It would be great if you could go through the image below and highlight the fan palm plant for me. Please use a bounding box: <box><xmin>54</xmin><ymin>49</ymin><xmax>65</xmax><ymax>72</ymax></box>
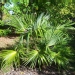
<box><xmin>21</xmin><ymin>13</ymin><xmax>75</xmax><ymax>68</ymax></box>
<box><xmin>0</xmin><ymin>13</ymin><xmax>74</xmax><ymax>70</ymax></box>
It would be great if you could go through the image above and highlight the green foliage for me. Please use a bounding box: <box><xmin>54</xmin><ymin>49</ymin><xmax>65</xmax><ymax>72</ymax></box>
<box><xmin>0</xmin><ymin>50</ymin><xmax>17</xmax><ymax>69</ymax></box>
<box><xmin>0</xmin><ymin>29</ymin><xmax>11</xmax><ymax>36</ymax></box>
<box><xmin>0</xmin><ymin>48</ymin><xmax>25</xmax><ymax>70</ymax></box>
<box><xmin>5</xmin><ymin>13</ymin><xmax>35</xmax><ymax>34</ymax></box>
<box><xmin>22</xmin><ymin>14</ymin><xmax>74</xmax><ymax>68</ymax></box>
<box><xmin>0</xmin><ymin>0</ymin><xmax>75</xmax><ymax>71</ymax></box>
<box><xmin>0</xmin><ymin>12</ymin><xmax>75</xmax><ymax>70</ymax></box>
<box><xmin>4</xmin><ymin>13</ymin><xmax>74</xmax><ymax>68</ymax></box>
<box><xmin>0</xmin><ymin>20</ymin><xmax>4</xmax><ymax>25</ymax></box>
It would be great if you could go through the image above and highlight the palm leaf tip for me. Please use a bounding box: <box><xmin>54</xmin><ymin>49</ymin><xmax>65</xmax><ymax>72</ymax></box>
<box><xmin>0</xmin><ymin>50</ymin><xmax>17</xmax><ymax>68</ymax></box>
<box><xmin>3</xmin><ymin>50</ymin><xmax>17</xmax><ymax>61</ymax></box>
<box><xmin>24</xmin><ymin>50</ymin><xmax>38</xmax><ymax>66</ymax></box>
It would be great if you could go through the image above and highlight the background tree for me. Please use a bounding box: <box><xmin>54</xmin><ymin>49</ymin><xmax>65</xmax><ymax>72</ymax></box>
<box><xmin>0</xmin><ymin>0</ymin><xmax>7</xmax><ymax>20</ymax></box>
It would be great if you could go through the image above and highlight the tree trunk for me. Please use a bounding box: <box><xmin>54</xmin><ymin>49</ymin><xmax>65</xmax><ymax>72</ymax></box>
<box><xmin>0</xmin><ymin>3</ymin><xmax>3</xmax><ymax>20</ymax></box>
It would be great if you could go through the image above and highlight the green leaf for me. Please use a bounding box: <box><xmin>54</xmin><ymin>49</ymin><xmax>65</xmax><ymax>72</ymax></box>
<box><xmin>0</xmin><ymin>50</ymin><xmax>18</xmax><ymax>69</ymax></box>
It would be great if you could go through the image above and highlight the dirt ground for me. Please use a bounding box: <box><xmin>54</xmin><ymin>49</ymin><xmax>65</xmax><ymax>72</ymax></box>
<box><xmin>0</xmin><ymin>36</ymin><xmax>18</xmax><ymax>48</ymax></box>
<box><xmin>0</xmin><ymin>66</ymin><xmax>75</xmax><ymax>75</ymax></box>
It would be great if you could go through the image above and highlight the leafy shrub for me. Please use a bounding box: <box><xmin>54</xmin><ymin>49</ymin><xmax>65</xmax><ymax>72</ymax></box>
<box><xmin>0</xmin><ymin>29</ymin><xmax>11</xmax><ymax>36</ymax></box>
<box><xmin>0</xmin><ymin>20</ymin><xmax>4</xmax><ymax>25</ymax></box>
<box><xmin>0</xmin><ymin>13</ymin><xmax>74</xmax><ymax>70</ymax></box>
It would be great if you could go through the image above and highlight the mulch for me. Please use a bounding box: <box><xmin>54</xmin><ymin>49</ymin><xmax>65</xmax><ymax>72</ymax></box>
<box><xmin>0</xmin><ymin>66</ymin><xmax>75</xmax><ymax>75</ymax></box>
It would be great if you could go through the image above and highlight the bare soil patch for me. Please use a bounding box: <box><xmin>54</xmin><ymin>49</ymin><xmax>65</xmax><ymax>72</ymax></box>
<box><xmin>0</xmin><ymin>36</ymin><xmax>18</xmax><ymax>48</ymax></box>
<box><xmin>0</xmin><ymin>66</ymin><xmax>75</xmax><ymax>75</ymax></box>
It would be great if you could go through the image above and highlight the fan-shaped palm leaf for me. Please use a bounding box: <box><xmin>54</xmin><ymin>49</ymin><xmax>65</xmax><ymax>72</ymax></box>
<box><xmin>0</xmin><ymin>50</ymin><xmax>19</xmax><ymax>69</ymax></box>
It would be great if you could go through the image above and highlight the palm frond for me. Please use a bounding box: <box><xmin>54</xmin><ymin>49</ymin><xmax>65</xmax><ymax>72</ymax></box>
<box><xmin>24</xmin><ymin>50</ymin><xmax>38</xmax><ymax>67</ymax></box>
<box><xmin>0</xmin><ymin>50</ymin><xmax>18</xmax><ymax>69</ymax></box>
<box><xmin>23</xmin><ymin>49</ymin><xmax>51</xmax><ymax>68</ymax></box>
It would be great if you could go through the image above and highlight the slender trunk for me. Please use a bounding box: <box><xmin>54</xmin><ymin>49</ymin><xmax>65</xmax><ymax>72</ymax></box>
<box><xmin>0</xmin><ymin>3</ymin><xmax>3</xmax><ymax>20</ymax></box>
